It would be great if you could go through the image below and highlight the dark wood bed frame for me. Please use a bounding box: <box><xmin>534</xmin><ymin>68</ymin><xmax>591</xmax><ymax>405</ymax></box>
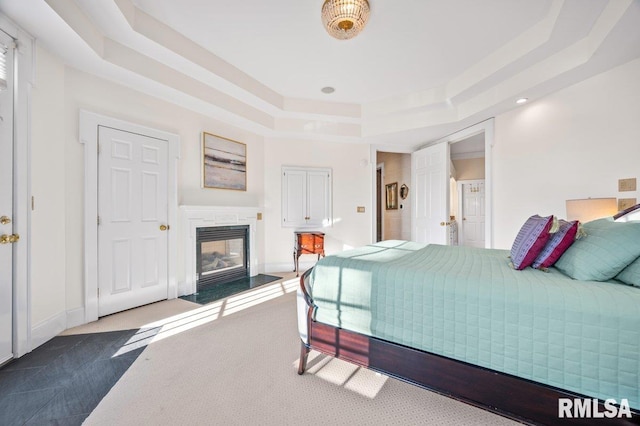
<box><xmin>297</xmin><ymin>267</ymin><xmax>640</xmax><ymax>426</ymax></box>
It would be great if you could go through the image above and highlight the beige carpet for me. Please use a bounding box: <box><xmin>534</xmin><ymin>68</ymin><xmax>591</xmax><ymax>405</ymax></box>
<box><xmin>75</xmin><ymin>276</ymin><xmax>518</xmax><ymax>426</ymax></box>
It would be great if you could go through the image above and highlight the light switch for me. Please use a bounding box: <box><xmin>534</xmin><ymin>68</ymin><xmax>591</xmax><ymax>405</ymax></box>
<box><xmin>357</xmin><ymin>206</ymin><xmax>365</xmax><ymax>213</ymax></box>
<box><xmin>257</xmin><ymin>212</ymin><xmax>263</xmax><ymax>220</ymax></box>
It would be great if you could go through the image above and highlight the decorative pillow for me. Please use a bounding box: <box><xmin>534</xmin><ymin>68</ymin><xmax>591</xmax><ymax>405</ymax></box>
<box><xmin>555</xmin><ymin>218</ymin><xmax>640</xmax><ymax>281</ymax></box>
<box><xmin>510</xmin><ymin>215</ymin><xmax>554</xmax><ymax>270</ymax></box>
<box><xmin>616</xmin><ymin>256</ymin><xmax>640</xmax><ymax>287</ymax></box>
<box><xmin>532</xmin><ymin>219</ymin><xmax>579</xmax><ymax>269</ymax></box>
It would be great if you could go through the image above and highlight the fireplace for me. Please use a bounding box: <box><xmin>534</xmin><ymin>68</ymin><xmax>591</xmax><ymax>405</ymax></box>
<box><xmin>180</xmin><ymin>205</ymin><xmax>259</xmax><ymax>297</ymax></box>
<box><xmin>197</xmin><ymin>225</ymin><xmax>249</xmax><ymax>289</ymax></box>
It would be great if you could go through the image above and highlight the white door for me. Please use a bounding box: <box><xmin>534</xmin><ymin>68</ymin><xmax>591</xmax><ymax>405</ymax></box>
<box><xmin>0</xmin><ymin>32</ymin><xmax>15</xmax><ymax>364</ymax></box>
<box><xmin>281</xmin><ymin>167</ymin><xmax>332</xmax><ymax>228</ymax></box>
<box><xmin>282</xmin><ymin>169</ymin><xmax>307</xmax><ymax>227</ymax></box>
<box><xmin>461</xmin><ymin>181</ymin><xmax>485</xmax><ymax>248</ymax></box>
<box><xmin>98</xmin><ymin>126</ymin><xmax>169</xmax><ymax>317</ymax></box>
<box><xmin>307</xmin><ymin>170</ymin><xmax>330</xmax><ymax>227</ymax></box>
<box><xmin>412</xmin><ymin>142</ymin><xmax>449</xmax><ymax>244</ymax></box>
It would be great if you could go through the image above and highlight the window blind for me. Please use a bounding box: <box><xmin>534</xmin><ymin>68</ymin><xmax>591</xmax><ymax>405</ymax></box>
<box><xmin>0</xmin><ymin>43</ymin><xmax>7</xmax><ymax>91</ymax></box>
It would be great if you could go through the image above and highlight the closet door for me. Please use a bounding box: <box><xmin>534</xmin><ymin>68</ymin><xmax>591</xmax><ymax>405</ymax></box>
<box><xmin>282</xmin><ymin>167</ymin><xmax>332</xmax><ymax>228</ymax></box>
<box><xmin>306</xmin><ymin>170</ymin><xmax>331</xmax><ymax>227</ymax></box>
<box><xmin>282</xmin><ymin>168</ymin><xmax>307</xmax><ymax>227</ymax></box>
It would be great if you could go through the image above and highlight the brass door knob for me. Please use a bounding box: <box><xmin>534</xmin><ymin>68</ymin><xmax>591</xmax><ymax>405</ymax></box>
<box><xmin>0</xmin><ymin>216</ymin><xmax>11</xmax><ymax>225</ymax></box>
<box><xmin>0</xmin><ymin>234</ymin><xmax>19</xmax><ymax>244</ymax></box>
<box><xmin>159</xmin><ymin>224</ymin><xmax>169</xmax><ymax>231</ymax></box>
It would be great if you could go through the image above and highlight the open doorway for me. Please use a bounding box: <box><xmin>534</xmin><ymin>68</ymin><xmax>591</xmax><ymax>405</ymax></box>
<box><xmin>449</xmin><ymin>133</ymin><xmax>486</xmax><ymax>248</ymax></box>
<box><xmin>375</xmin><ymin>152</ymin><xmax>411</xmax><ymax>242</ymax></box>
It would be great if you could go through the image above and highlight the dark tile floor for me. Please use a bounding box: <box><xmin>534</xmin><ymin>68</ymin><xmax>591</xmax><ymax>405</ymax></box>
<box><xmin>180</xmin><ymin>273</ymin><xmax>282</xmax><ymax>305</ymax></box>
<box><xmin>0</xmin><ymin>328</ymin><xmax>157</xmax><ymax>425</ymax></box>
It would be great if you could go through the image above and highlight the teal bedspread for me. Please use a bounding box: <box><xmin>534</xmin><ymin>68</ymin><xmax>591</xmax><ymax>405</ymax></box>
<box><xmin>309</xmin><ymin>241</ymin><xmax>640</xmax><ymax>409</ymax></box>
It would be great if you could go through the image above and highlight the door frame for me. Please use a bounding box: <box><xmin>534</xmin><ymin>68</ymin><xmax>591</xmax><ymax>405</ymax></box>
<box><xmin>376</xmin><ymin>163</ymin><xmax>384</xmax><ymax>241</ymax></box>
<box><xmin>432</xmin><ymin>118</ymin><xmax>494</xmax><ymax>248</ymax></box>
<box><xmin>79</xmin><ymin>110</ymin><xmax>180</xmax><ymax>323</ymax></box>
<box><xmin>1</xmin><ymin>17</ymin><xmax>34</xmax><ymax>358</ymax></box>
<box><xmin>456</xmin><ymin>179</ymin><xmax>486</xmax><ymax>247</ymax></box>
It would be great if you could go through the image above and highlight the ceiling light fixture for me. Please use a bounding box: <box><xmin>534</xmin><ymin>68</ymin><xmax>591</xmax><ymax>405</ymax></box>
<box><xmin>321</xmin><ymin>0</ymin><xmax>371</xmax><ymax>40</ymax></box>
<box><xmin>516</xmin><ymin>98</ymin><xmax>528</xmax><ymax>104</ymax></box>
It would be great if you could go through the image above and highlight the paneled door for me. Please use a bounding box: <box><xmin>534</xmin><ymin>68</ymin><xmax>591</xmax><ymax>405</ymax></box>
<box><xmin>461</xmin><ymin>181</ymin><xmax>485</xmax><ymax>248</ymax></box>
<box><xmin>98</xmin><ymin>126</ymin><xmax>169</xmax><ymax>317</ymax></box>
<box><xmin>0</xmin><ymin>31</ymin><xmax>15</xmax><ymax>364</ymax></box>
<box><xmin>412</xmin><ymin>142</ymin><xmax>449</xmax><ymax>244</ymax></box>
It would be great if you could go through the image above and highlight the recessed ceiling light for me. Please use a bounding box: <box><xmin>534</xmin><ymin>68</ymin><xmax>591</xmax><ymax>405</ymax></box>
<box><xmin>516</xmin><ymin>98</ymin><xmax>528</xmax><ymax>104</ymax></box>
<box><xmin>321</xmin><ymin>87</ymin><xmax>335</xmax><ymax>94</ymax></box>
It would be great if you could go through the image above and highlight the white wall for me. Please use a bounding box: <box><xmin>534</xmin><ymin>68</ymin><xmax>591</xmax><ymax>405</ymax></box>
<box><xmin>492</xmin><ymin>57</ymin><xmax>640</xmax><ymax>249</ymax></box>
<box><xmin>30</xmin><ymin>46</ymin><xmax>66</xmax><ymax>329</ymax></box>
<box><xmin>263</xmin><ymin>138</ymin><xmax>372</xmax><ymax>272</ymax></box>
<box><xmin>452</xmin><ymin>158</ymin><xmax>485</xmax><ymax>180</ymax></box>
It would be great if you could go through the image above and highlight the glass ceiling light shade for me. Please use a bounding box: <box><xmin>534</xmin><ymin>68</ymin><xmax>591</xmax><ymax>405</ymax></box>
<box><xmin>322</xmin><ymin>0</ymin><xmax>371</xmax><ymax>40</ymax></box>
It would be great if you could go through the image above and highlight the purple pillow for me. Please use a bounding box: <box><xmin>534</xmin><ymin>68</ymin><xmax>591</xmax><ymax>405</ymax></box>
<box><xmin>532</xmin><ymin>219</ymin><xmax>579</xmax><ymax>269</ymax></box>
<box><xmin>510</xmin><ymin>215</ymin><xmax>554</xmax><ymax>270</ymax></box>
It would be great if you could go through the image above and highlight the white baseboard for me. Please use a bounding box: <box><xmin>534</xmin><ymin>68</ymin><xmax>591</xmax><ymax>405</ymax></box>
<box><xmin>66</xmin><ymin>307</ymin><xmax>86</xmax><ymax>330</ymax></box>
<box><xmin>31</xmin><ymin>311</ymin><xmax>67</xmax><ymax>351</ymax></box>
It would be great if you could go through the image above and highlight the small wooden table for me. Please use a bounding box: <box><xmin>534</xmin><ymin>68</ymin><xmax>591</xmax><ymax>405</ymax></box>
<box><xmin>294</xmin><ymin>231</ymin><xmax>325</xmax><ymax>276</ymax></box>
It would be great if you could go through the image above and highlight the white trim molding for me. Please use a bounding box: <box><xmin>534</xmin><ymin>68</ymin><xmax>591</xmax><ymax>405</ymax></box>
<box><xmin>79</xmin><ymin>110</ymin><xmax>181</xmax><ymax>324</ymax></box>
<box><xmin>0</xmin><ymin>14</ymin><xmax>35</xmax><ymax>358</ymax></box>
<box><xmin>180</xmin><ymin>205</ymin><xmax>259</xmax><ymax>297</ymax></box>
<box><xmin>428</xmin><ymin>118</ymin><xmax>494</xmax><ymax>248</ymax></box>
<box><xmin>31</xmin><ymin>311</ymin><xmax>66</xmax><ymax>350</ymax></box>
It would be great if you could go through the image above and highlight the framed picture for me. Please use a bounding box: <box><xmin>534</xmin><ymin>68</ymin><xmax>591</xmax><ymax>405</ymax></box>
<box><xmin>400</xmin><ymin>183</ymin><xmax>409</xmax><ymax>200</ymax></box>
<box><xmin>202</xmin><ymin>132</ymin><xmax>247</xmax><ymax>191</ymax></box>
<box><xmin>385</xmin><ymin>182</ymin><xmax>398</xmax><ymax>210</ymax></box>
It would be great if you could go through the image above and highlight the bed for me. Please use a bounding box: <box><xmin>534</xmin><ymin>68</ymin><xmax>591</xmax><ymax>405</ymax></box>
<box><xmin>296</xmin><ymin>208</ymin><xmax>640</xmax><ymax>425</ymax></box>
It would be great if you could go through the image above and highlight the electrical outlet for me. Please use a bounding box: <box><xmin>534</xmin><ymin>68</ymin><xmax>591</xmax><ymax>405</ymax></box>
<box><xmin>357</xmin><ymin>206</ymin><xmax>365</xmax><ymax>213</ymax></box>
<box><xmin>618</xmin><ymin>178</ymin><xmax>637</xmax><ymax>192</ymax></box>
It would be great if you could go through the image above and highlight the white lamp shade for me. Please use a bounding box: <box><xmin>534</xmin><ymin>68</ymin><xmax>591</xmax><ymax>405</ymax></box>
<box><xmin>566</xmin><ymin>198</ymin><xmax>617</xmax><ymax>223</ymax></box>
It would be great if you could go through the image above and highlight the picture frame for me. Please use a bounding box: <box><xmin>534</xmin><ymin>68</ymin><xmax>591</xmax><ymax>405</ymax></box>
<box><xmin>202</xmin><ymin>132</ymin><xmax>247</xmax><ymax>191</ymax></box>
<box><xmin>400</xmin><ymin>183</ymin><xmax>409</xmax><ymax>200</ymax></box>
<box><xmin>385</xmin><ymin>182</ymin><xmax>398</xmax><ymax>210</ymax></box>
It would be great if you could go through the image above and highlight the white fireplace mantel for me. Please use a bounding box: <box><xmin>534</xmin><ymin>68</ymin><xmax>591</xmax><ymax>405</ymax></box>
<box><xmin>180</xmin><ymin>205</ymin><xmax>259</xmax><ymax>296</ymax></box>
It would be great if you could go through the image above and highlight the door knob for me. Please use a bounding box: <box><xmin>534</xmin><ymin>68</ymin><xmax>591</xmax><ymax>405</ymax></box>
<box><xmin>0</xmin><ymin>216</ymin><xmax>10</xmax><ymax>225</ymax></box>
<box><xmin>0</xmin><ymin>234</ymin><xmax>19</xmax><ymax>244</ymax></box>
<box><xmin>159</xmin><ymin>224</ymin><xmax>169</xmax><ymax>231</ymax></box>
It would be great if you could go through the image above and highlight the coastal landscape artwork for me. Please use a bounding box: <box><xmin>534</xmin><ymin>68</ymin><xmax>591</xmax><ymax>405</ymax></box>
<box><xmin>202</xmin><ymin>132</ymin><xmax>247</xmax><ymax>190</ymax></box>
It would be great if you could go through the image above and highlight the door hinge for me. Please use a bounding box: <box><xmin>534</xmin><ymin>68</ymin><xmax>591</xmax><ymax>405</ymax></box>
<box><xmin>97</xmin><ymin>288</ymin><xmax>100</xmax><ymax>298</ymax></box>
<box><xmin>97</xmin><ymin>144</ymin><xmax>101</xmax><ymax>155</ymax></box>
<box><xmin>97</xmin><ymin>216</ymin><xmax>101</xmax><ymax>225</ymax></box>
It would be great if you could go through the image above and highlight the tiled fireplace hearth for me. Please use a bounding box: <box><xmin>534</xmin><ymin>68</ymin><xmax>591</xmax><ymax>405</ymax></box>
<box><xmin>180</xmin><ymin>206</ymin><xmax>259</xmax><ymax>296</ymax></box>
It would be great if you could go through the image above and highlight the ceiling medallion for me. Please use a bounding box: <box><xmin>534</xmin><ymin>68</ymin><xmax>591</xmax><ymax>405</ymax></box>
<box><xmin>321</xmin><ymin>0</ymin><xmax>371</xmax><ymax>40</ymax></box>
